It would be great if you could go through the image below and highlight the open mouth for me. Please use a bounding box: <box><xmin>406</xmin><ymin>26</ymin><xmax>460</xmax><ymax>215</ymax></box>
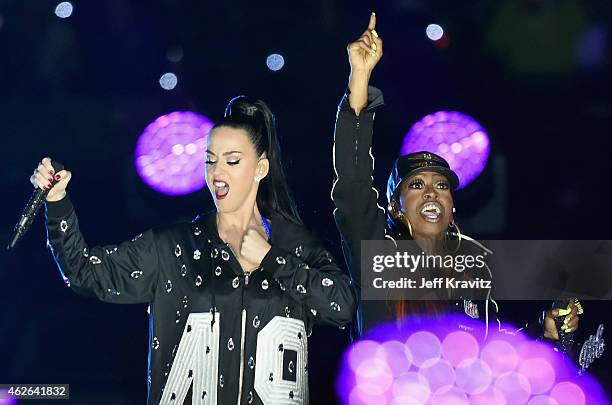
<box><xmin>213</xmin><ymin>180</ymin><xmax>229</xmax><ymax>200</ymax></box>
<box><xmin>419</xmin><ymin>201</ymin><xmax>443</xmax><ymax>223</ymax></box>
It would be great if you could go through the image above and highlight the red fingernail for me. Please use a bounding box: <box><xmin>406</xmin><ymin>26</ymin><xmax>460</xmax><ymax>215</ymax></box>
<box><xmin>55</xmin><ymin>174</ymin><xmax>61</xmax><ymax>180</ymax></box>
<box><xmin>47</xmin><ymin>183</ymin><xmax>52</xmax><ymax>189</ymax></box>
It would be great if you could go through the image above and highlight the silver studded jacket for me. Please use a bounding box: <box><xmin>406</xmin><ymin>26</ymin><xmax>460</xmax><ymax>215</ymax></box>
<box><xmin>45</xmin><ymin>195</ymin><xmax>357</xmax><ymax>404</ymax></box>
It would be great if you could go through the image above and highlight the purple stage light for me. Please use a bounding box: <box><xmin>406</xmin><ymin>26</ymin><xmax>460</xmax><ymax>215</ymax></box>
<box><xmin>337</xmin><ymin>314</ymin><xmax>608</xmax><ymax>405</ymax></box>
<box><xmin>135</xmin><ymin>111</ymin><xmax>213</xmax><ymax>196</ymax></box>
<box><xmin>441</xmin><ymin>330</ymin><xmax>479</xmax><ymax>367</ymax></box>
<box><xmin>401</xmin><ymin>111</ymin><xmax>490</xmax><ymax>189</ymax></box>
<box><xmin>0</xmin><ymin>389</ymin><xmax>17</xmax><ymax>404</ymax></box>
<box><xmin>406</xmin><ymin>331</ymin><xmax>442</xmax><ymax>367</ymax></box>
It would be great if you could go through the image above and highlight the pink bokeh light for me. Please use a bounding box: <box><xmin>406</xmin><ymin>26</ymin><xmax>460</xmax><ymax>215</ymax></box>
<box><xmin>135</xmin><ymin>111</ymin><xmax>213</xmax><ymax>195</ymax></box>
<box><xmin>401</xmin><ymin>111</ymin><xmax>490</xmax><ymax>189</ymax></box>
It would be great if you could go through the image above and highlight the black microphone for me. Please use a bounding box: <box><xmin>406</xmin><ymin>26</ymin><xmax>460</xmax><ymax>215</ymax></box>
<box><xmin>7</xmin><ymin>160</ymin><xmax>64</xmax><ymax>251</ymax></box>
<box><xmin>552</xmin><ymin>299</ymin><xmax>576</xmax><ymax>356</ymax></box>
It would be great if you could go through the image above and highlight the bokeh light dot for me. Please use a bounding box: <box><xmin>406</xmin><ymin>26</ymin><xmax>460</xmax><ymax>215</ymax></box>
<box><xmin>135</xmin><ymin>111</ymin><xmax>212</xmax><ymax>195</ymax></box>
<box><xmin>442</xmin><ymin>331</ymin><xmax>479</xmax><ymax>366</ymax></box>
<box><xmin>348</xmin><ymin>386</ymin><xmax>386</xmax><ymax>405</ymax></box>
<box><xmin>354</xmin><ymin>358</ymin><xmax>393</xmax><ymax>396</ymax></box>
<box><xmin>494</xmin><ymin>371</ymin><xmax>532</xmax><ymax>405</ymax></box>
<box><xmin>55</xmin><ymin>2</ymin><xmax>73</xmax><ymax>18</ymax></box>
<box><xmin>266</xmin><ymin>53</ymin><xmax>285</xmax><ymax>71</ymax></box>
<box><xmin>455</xmin><ymin>358</ymin><xmax>493</xmax><ymax>395</ymax></box>
<box><xmin>431</xmin><ymin>385</ymin><xmax>469</xmax><ymax>405</ymax></box>
<box><xmin>469</xmin><ymin>386</ymin><xmax>507</xmax><ymax>405</ymax></box>
<box><xmin>419</xmin><ymin>358</ymin><xmax>456</xmax><ymax>392</ymax></box>
<box><xmin>518</xmin><ymin>358</ymin><xmax>556</xmax><ymax>395</ymax></box>
<box><xmin>527</xmin><ymin>396</ymin><xmax>560</xmax><ymax>405</ymax></box>
<box><xmin>480</xmin><ymin>340</ymin><xmax>519</xmax><ymax>376</ymax></box>
<box><xmin>549</xmin><ymin>382</ymin><xmax>586</xmax><ymax>405</ymax></box>
<box><xmin>392</xmin><ymin>371</ymin><xmax>431</xmax><ymax>404</ymax></box>
<box><xmin>401</xmin><ymin>111</ymin><xmax>490</xmax><ymax>189</ymax></box>
<box><xmin>377</xmin><ymin>340</ymin><xmax>413</xmax><ymax>377</ymax></box>
<box><xmin>159</xmin><ymin>72</ymin><xmax>178</xmax><ymax>90</ymax></box>
<box><xmin>349</xmin><ymin>340</ymin><xmax>381</xmax><ymax>371</ymax></box>
<box><xmin>406</xmin><ymin>331</ymin><xmax>442</xmax><ymax>367</ymax></box>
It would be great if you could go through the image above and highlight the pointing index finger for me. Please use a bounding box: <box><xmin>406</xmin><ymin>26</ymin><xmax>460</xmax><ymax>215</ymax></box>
<box><xmin>368</xmin><ymin>12</ymin><xmax>376</xmax><ymax>31</ymax></box>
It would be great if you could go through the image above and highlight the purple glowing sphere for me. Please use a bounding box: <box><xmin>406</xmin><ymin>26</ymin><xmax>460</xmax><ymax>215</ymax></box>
<box><xmin>135</xmin><ymin>111</ymin><xmax>213</xmax><ymax>196</ymax></box>
<box><xmin>337</xmin><ymin>314</ymin><xmax>608</xmax><ymax>405</ymax></box>
<box><xmin>401</xmin><ymin>111</ymin><xmax>490</xmax><ymax>189</ymax></box>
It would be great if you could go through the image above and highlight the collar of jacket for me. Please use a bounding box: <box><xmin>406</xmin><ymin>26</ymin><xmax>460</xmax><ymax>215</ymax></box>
<box><xmin>192</xmin><ymin>210</ymin><xmax>279</xmax><ymax>247</ymax></box>
<box><xmin>192</xmin><ymin>210</ymin><xmax>309</xmax><ymax>252</ymax></box>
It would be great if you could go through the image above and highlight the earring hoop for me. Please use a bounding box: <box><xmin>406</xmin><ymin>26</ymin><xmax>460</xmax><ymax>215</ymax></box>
<box><xmin>444</xmin><ymin>220</ymin><xmax>462</xmax><ymax>253</ymax></box>
<box><xmin>388</xmin><ymin>202</ymin><xmax>413</xmax><ymax>238</ymax></box>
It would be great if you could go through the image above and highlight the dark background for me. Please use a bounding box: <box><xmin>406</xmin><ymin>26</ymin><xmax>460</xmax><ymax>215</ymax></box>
<box><xmin>1</xmin><ymin>0</ymin><xmax>611</xmax><ymax>403</ymax></box>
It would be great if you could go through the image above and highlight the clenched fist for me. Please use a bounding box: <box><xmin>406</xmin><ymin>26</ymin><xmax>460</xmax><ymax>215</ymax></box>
<box><xmin>30</xmin><ymin>157</ymin><xmax>72</xmax><ymax>202</ymax></box>
<box><xmin>239</xmin><ymin>228</ymin><xmax>271</xmax><ymax>271</ymax></box>
<box><xmin>543</xmin><ymin>299</ymin><xmax>581</xmax><ymax>340</ymax></box>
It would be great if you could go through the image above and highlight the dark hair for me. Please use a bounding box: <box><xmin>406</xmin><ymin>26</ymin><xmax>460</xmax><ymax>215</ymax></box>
<box><xmin>386</xmin><ymin>214</ymin><xmax>411</xmax><ymax>240</ymax></box>
<box><xmin>212</xmin><ymin>95</ymin><xmax>302</xmax><ymax>225</ymax></box>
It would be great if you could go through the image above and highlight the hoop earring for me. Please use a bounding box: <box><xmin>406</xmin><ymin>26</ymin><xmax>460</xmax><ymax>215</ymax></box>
<box><xmin>444</xmin><ymin>220</ymin><xmax>462</xmax><ymax>253</ymax></box>
<box><xmin>388</xmin><ymin>202</ymin><xmax>413</xmax><ymax>238</ymax></box>
<box><xmin>402</xmin><ymin>214</ymin><xmax>413</xmax><ymax>238</ymax></box>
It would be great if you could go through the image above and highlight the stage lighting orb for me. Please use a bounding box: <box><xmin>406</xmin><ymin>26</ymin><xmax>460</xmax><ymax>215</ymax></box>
<box><xmin>55</xmin><ymin>2</ymin><xmax>73</xmax><ymax>18</ymax></box>
<box><xmin>426</xmin><ymin>24</ymin><xmax>444</xmax><ymax>41</ymax></box>
<box><xmin>135</xmin><ymin>111</ymin><xmax>213</xmax><ymax>195</ymax></box>
<box><xmin>338</xmin><ymin>314</ymin><xmax>607</xmax><ymax>405</ymax></box>
<box><xmin>266</xmin><ymin>53</ymin><xmax>285</xmax><ymax>71</ymax></box>
<box><xmin>159</xmin><ymin>72</ymin><xmax>178</xmax><ymax>90</ymax></box>
<box><xmin>401</xmin><ymin>111</ymin><xmax>490</xmax><ymax>189</ymax></box>
<box><xmin>549</xmin><ymin>382</ymin><xmax>586</xmax><ymax>405</ymax></box>
<box><xmin>406</xmin><ymin>331</ymin><xmax>442</xmax><ymax>367</ymax></box>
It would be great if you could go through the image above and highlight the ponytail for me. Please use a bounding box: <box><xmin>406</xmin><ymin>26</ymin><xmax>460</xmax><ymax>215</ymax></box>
<box><xmin>214</xmin><ymin>96</ymin><xmax>302</xmax><ymax>225</ymax></box>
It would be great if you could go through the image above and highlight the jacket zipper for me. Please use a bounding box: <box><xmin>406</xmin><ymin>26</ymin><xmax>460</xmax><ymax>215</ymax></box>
<box><xmin>225</xmin><ymin>241</ymin><xmax>248</xmax><ymax>404</ymax></box>
<box><xmin>354</xmin><ymin>118</ymin><xmax>360</xmax><ymax>166</ymax></box>
<box><xmin>224</xmin><ymin>242</ymin><xmax>250</xmax><ymax>404</ymax></box>
<box><xmin>237</xmin><ymin>309</ymin><xmax>247</xmax><ymax>404</ymax></box>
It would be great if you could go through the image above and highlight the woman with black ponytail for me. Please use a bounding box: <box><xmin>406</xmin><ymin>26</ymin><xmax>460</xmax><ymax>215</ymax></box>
<box><xmin>35</xmin><ymin>95</ymin><xmax>356</xmax><ymax>404</ymax></box>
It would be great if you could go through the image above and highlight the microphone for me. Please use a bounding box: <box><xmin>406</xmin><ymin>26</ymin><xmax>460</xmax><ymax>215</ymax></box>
<box><xmin>552</xmin><ymin>299</ymin><xmax>576</xmax><ymax>356</ymax></box>
<box><xmin>7</xmin><ymin>160</ymin><xmax>64</xmax><ymax>251</ymax></box>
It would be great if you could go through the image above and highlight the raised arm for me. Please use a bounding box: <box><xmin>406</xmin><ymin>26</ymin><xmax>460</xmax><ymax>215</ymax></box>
<box><xmin>332</xmin><ymin>13</ymin><xmax>386</xmax><ymax>291</ymax></box>
<box><xmin>32</xmin><ymin>157</ymin><xmax>160</xmax><ymax>303</ymax></box>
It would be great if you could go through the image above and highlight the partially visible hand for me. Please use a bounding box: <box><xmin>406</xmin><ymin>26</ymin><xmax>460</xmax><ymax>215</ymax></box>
<box><xmin>347</xmin><ymin>13</ymin><xmax>383</xmax><ymax>75</ymax></box>
<box><xmin>240</xmin><ymin>228</ymin><xmax>271</xmax><ymax>272</ymax></box>
<box><xmin>30</xmin><ymin>157</ymin><xmax>72</xmax><ymax>202</ymax></box>
<box><xmin>543</xmin><ymin>299</ymin><xmax>580</xmax><ymax>340</ymax></box>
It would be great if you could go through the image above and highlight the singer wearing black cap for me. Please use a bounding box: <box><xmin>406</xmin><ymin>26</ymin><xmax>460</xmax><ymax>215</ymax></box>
<box><xmin>331</xmin><ymin>13</ymin><xmax>581</xmax><ymax>351</ymax></box>
<box><xmin>30</xmin><ymin>96</ymin><xmax>356</xmax><ymax>404</ymax></box>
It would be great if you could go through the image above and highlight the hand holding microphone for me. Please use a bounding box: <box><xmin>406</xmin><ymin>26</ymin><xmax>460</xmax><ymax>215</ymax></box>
<box><xmin>7</xmin><ymin>157</ymin><xmax>71</xmax><ymax>250</ymax></box>
<box><xmin>30</xmin><ymin>157</ymin><xmax>72</xmax><ymax>201</ymax></box>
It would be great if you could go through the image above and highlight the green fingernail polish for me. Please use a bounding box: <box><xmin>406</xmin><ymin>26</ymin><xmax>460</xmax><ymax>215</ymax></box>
<box><xmin>558</xmin><ymin>308</ymin><xmax>571</xmax><ymax>317</ymax></box>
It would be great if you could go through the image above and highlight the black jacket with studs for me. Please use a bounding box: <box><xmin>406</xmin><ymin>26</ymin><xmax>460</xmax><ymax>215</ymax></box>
<box><xmin>45</xmin><ymin>195</ymin><xmax>357</xmax><ymax>404</ymax></box>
